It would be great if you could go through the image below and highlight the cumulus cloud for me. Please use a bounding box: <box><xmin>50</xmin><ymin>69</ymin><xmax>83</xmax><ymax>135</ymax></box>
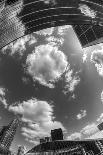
<box><xmin>0</xmin><ymin>87</ymin><xmax>7</xmax><ymax>108</ymax></box>
<box><xmin>9</xmin><ymin>98</ymin><xmax>66</xmax><ymax>144</ymax></box>
<box><xmin>26</xmin><ymin>44</ymin><xmax>68</xmax><ymax>88</ymax></box>
<box><xmin>2</xmin><ymin>35</ymin><xmax>37</xmax><ymax>57</ymax></box>
<box><xmin>76</xmin><ymin>110</ymin><xmax>87</xmax><ymax>120</ymax></box>
<box><xmin>9</xmin><ymin>98</ymin><xmax>54</xmax><ymax>123</ymax></box>
<box><xmin>67</xmin><ymin>132</ymin><xmax>82</xmax><ymax>140</ymax></box>
<box><xmin>21</xmin><ymin>119</ymin><xmax>65</xmax><ymax>145</ymax></box>
<box><xmin>63</xmin><ymin>67</ymin><xmax>80</xmax><ymax>94</ymax></box>
<box><xmin>91</xmin><ymin>47</ymin><xmax>103</xmax><ymax>76</ymax></box>
<box><xmin>78</xmin><ymin>4</ymin><xmax>96</xmax><ymax>18</ymax></box>
<box><xmin>34</xmin><ymin>27</ymin><xmax>54</xmax><ymax>36</ymax></box>
<box><xmin>58</xmin><ymin>25</ymin><xmax>72</xmax><ymax>35</ymax></box>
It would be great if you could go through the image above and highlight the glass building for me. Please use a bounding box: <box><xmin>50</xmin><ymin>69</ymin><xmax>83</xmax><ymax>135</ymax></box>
<box><xmin>0</xmin><ymin>117</ymin><xmax>20</xmax><ymax>155</ymax></box>
<box><xmin>0</xmin><ymin>0</ymin><xmax>103</xmax><ymax>49</ymax></box>
<box><xmin>26</xmin><ymin>139</ymin><xmax>103</xmax><ymax>155</ymax></box>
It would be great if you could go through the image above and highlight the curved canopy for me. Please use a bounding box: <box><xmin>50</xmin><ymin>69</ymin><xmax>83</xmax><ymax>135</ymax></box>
<box><xmin>0</xmin><ymin>0</ymin><xmax>103</xmax><ymax>49</ymax></box>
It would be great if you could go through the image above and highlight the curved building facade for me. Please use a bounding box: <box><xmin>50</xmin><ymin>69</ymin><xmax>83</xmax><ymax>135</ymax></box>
<box><xmin>0</xmin><ymin>0</ymin><xmax>103</xmax><ymax>49</ymax></box>
<box><xmin>26</xmin><ymin>139</ymin><xmax>103</xmax><ymax>155</ymax></box>
<box><xmin>0</xmin><ymin>117</ymin><xmax>20</xmax><ymax>155</ymax></box>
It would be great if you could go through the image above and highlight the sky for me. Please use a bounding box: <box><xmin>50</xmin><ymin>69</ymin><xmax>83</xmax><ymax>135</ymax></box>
<box><xmin>1</xmin><ymin>24</ymin><xmax>103</xmax><ymax>153</ymax></box>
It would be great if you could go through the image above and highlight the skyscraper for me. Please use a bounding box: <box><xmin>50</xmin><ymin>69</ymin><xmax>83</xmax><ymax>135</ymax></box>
<box><xmin>1</xmin><ymin>0</ymin><xmax>103</xmax><ymax>49</ymax></box>
<box><xmin>0</xmin><ymin>117</ymin><xmax>20</xmax><ymax>154</ymax></box>
<box><xmin>51</xmin><ymin>128</ymin><xmax>63</xmax><ymax>141</ymax></box>
<box><xmin>73</xmin><ymin>24</ymin><xmax>103</xmax><ymax>48</ymax></box>
<box><xmin>97</xmin><ymin>122</ymin><xmax>103</xmax><ymax>131</ymax></box>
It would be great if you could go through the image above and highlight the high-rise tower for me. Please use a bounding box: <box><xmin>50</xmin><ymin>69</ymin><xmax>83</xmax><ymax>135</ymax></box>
<box><xmin>51</xmin><ymin>128</ymin><xmax>63</xmax><ymax>141</ymax></box>
<box><xmin>0</xmin><ymin>116</ymin><xmax>20</xmax><ymax>154</ymax></box>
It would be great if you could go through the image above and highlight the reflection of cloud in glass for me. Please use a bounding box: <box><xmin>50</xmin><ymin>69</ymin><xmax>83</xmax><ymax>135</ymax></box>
<box><xmin>34</xmin><ymin>27</ymin><xmax>54</xmax><ymax>36</ymax></box>
<box><xmin>78</xmin><ymin>4</ymin><xmax>96</xmax><ymax>18</ymax></box>
<box><xmin>58</xmin><ymin>25</ymin><xmax>72</xmax><ymax>35</ymax></box>
<box><xmin>91</xmin><ymin>46</ymin><xmax>103</xmax><ymax>76</ymax></box>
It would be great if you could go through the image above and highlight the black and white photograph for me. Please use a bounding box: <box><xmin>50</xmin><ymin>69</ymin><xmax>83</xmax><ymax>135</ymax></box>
<box><xmin>0</xmin><ymin>0</ymin><xmax>103</xmax><ymax>154</ymax></box>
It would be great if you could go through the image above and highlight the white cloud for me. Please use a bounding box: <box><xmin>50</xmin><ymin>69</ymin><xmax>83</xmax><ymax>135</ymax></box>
<box><xmin>82</xmin><ymin>50</ymin><xmax>88</xmax><ymax>63</ymax></box>
<box><xmin>78</xmin><ymin>4</ymin><xmax>96</xmax><ymax>18</ymax></box>
<box><xmin>86</xmin><ymin>131</ymin><xmax>103</xmax><ymax>139</ymax></box>
<box><xmin>34</xmin><ymin>27</ymin><xmax>54</xmax><ymax>36</ymax></box>
<box><xmin>58</xmin><ymin>25</ymin><xmax>72</xmax><ymax>35</ymax></box>
<box><xmin>97</xmin><ymin>113</ymin><xmax>103</xmax><ymax>123</ymax></box>
<box><xmin>0</xmin><ymin>87</ymin><xmax>7</xmax><ymax>108</ymax></box>
<box><xmin>22</xmin><ymin>119</ymin><xmax>65</xmax><ymax>145</ymax></box>
<box><xmin>46</xmin><ymin>36</ymin><xmax>64</xmax><ymax>46</ymax></box>
<box><xmin>81</xmin><ymin>123</ymin><xmax>98</xmax><ymax>137</ymax></box>
<box><xmin>26</xmin><ymin>44</ymin><xmax>68</xmax><ymax>88</ymax></box>
<box><xmin>83</xmin><ymin>120</ymin><xmax>103</xmax><ymax>139</ymax></box>
<box><xmin>9</xmin><ymin>98</ymin><xmax>54</xmax><ymax>123</ymax></box>
<box><xmin>67</xmin><ymin>132</ymin><xmax>82</xmax><ymax>140</ymax></box>
<box><xmin>25</xmin><ymin>137</ymin><xmax>39</xmax><ymax>145</ymax></box>
<box><xmin>28</xmin><ymin>35</ymin><xmax>37</xmax><ymax>46</ymax></box>
<box><xmin>67</xmin><ymin>123</ymin><xmax>98</xmax><ymax>141</ymax></box>
<box><xmin>63</xmin><ymin>68</ymin><xmax>80</xmax><ymax>94</ymax></box>
<box><xmin>91</xmin><ymin>47</ymin><xmax>103</xmax><ymax>76</ymax></box>
<box><xmin>67</xmin><ymin>113</ymin><xmax>103</xmax><ymax>140</ymax></box>
<box><xmin>101</xmin><ymin>91</ymin><xmax>103</xmax><ymax>103</ymax></box>
<box><xmin>2</xmin><ymin>35</ymin><xmax>37</xmax><ymax>56</ymax></box>
<box><xmin>0</xmin><ymin>87</ymin><xmax>5</xmax><ymax>97</ymax></box>
<box><xmin>76</xmin><ymin>110</ymin><xmax>87</xmax><ymax>120</ymax></box>
<box><xmin>0</xmin><ymin>98</ymin><xmax>7</xmax><ymax>108</ymax></box>
<box><xmin>69</xmin><ymin>76</ymin><xmax>80</xmax><ymax>92</ymax></box>
<box><xmin>9</xmin><ymin>98</ymin><xmax>66</xmax><ymax>144</ymax></box>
